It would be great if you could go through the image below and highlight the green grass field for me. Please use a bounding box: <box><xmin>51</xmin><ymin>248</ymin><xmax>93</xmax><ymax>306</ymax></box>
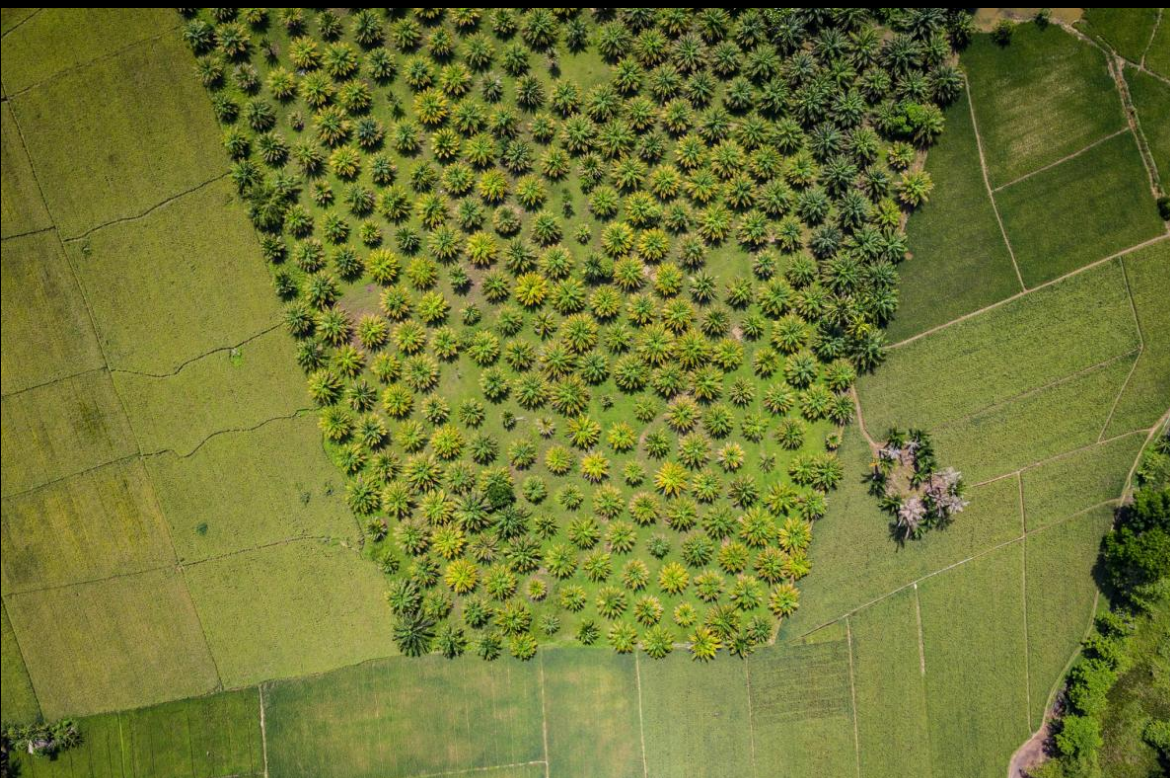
<box><xmin>1020</xmin><ymin>431</ymin><xmax>1146</xmax><ymax>530</ymax></box>
<box><xmin>1077</xmin><ymin>7</ymin><xmax>1162</xmax><ymax>62</ymax></box>
<box><xmin>964</xmin><ymin>24</ymin><xmax>1127</xmax><ymax>187</ymax></box>
<box><xmin>1</xmin><ymin>602</ymin><xmax>40</xmax><ymax>722</ymax></box>
<box><xmin>0</xmin><ymin>101</ymin><xmax>52</xmax><ymax>239</ymax></box>
<box><xmin>1146</xmin><ymin>16</ymin><xmax>1170</xmax><ymax>78</ymax></box>
<box><xmin>1126</xmin><ymin>67</ymin><xmax>1170</xmax><ymax>181</ymax></box>
<box><xmin>890</xmin><ymin>88</ymin><xmax>1021</xmax><ymax>341</ymax></box>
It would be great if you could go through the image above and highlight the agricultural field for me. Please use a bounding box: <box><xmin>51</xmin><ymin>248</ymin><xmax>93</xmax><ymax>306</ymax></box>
<box><xmin>1</xmin><ymin>8</ymin><xmax>1167</xmax><ymax>778</ymax></box>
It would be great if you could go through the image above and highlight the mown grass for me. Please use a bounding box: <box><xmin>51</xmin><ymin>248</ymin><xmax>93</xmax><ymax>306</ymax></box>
<box><xmin>890</xmin><ymin>88</ymin><xmax>1021</xmax><ymax>342</ymax></box>
<box><xmin>1</xmin><ymin>602</ymin><xmax>40</xmax><ymax>722</ymax></box>
<box><xmin>263</xmin><ymin>654</ymin><xmax>544</xmax><ymax>778</ymax></box>
<box><xmin>1</xmin><ymin>230</ymin><xmax>104</xmax><ymax>395</ymax></box>
<box><xmin>996</xmin><ymin>131</ymin><xmax>1164</xmax><ymax>286</ymax></box>
<box><xmin>5</xmin><ymin>568</ymin><xmax>218</xmax><ymax>717</ymax></box>
<box><xmin>1024</xmin><ymin>505</ymin><xmax>1115</xmax><ymax>727</ymax></box>
<box><xmin>919</xmin><ymin>542</ymin><xmax>1029</xmax><ymax>778</ymax></box>
<box><xmin>1020</xmin><ymin>432</ymin><xmax>1145</xmax><ymax>530</ymax></box>
<box><xmin>964</xmin><ymin>24</ymin><xmax>1126</xmax><ymax>187</ymax></box>
<box><xmin>1126</xmin><ymin>67</ymin><xmax>1170</xmax><ymax>190</ymax></box>
<box><xmin>781</xmin><ymin>425</ymin><xmax>1023</xmax><ymax>638</ymax></box>
<box><xmin>147</xmin><ymin>414</ymin><xmax>352</xmax><ymax>562</ymax></box>
<box><xmin>1105</xmin><ymin>240</ymin><xmax>1170</xmax><ymax>437</ymax></box>
<box><xmin>183</xmin><ymin>539</ymin><xmax>392</xmax><ymax>687</ymax></box>
<box><xmin>12</xmin><ymin>688</ymin><xmax>264</xmax><ymax>778</ymax></box>
<box><xmin>66</xmin><ymin>179</ymin><xmax>279</xmax><ymax>375</ymax></box>
<box><xmin>934</xmin><ymin>355</ymin><xmax>1134</xmax><ymax>483</ymax></box>
<box><xmin>1</xmin><ymin>459</ymin><xmax>174</xmax><ymax>592</ymax></box>
<box><xmin>749</xmin><ymin>623</ymin><xmax>858</xmax><ymax>777</ymax></box>
<box><xmin>114</xmin><ymin>329</ymin><xmax>305</xmax><ymax>456</ymax></box>
<box><xmin>542</xmin><ymin>648</ymin><xmax>642</xmax><ymax>778</ymax></box>
<box><xmin>851</xmin><ymin>588</ymin><xmax>932</xmax><ymax>778</ymax></box>
<box><xmin>1077</xmin><ymin>8</ymin><xmax>1161</xmax><ymax>62</ymax></box>
<box><xmin>0</xmin><ymin>102</ymin><xmax>52</xmax><ymax>238</ymax></box>
<box><xmin>7</xmin><ymin>33</ymin><xmax>224</xmax><ymax>238</ymax></box>
<box><xmin>859</xmin><ymin>258</ymin><xmax>1138</xmax><ymax>432</ymax></box>
<box><xmin>638</xmin><ymin>653</ymin><xmax>753</xmax><ymax>778</ymax></box>
<box><xmin>0</xmin><ymin>369</ymin><xmax>138</xmax><ymax>497</ymax></box>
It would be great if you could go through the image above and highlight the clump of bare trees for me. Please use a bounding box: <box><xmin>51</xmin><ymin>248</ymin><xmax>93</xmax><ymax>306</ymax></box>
<box><xmin>870</xmin><ymin>428</ymin><xmax>968</xmax><ymax>541</ymax></box>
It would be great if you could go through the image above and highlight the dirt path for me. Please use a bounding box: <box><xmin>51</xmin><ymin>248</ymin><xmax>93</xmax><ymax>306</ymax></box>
<box><xmin>1008</xmin><ymin>720</ymin><xmax>1052</xmax><ymax>778</ymax></box>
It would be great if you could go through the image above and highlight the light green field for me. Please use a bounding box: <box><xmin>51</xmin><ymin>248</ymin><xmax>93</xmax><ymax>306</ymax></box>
<box><xmin>114</xmin><ymin>329</ymin><xmax>306</xmax><ymax>456</ymax></box>
<box><xmin>147</xmin><ymin>414</ymin><xmax>352</xmax><ymax>562</ymax></box>
<box><xmin>1</xmin><ymin>458</ymin><xmax>174</xmax><ymax>593</ymax></box>
<box><xmin>6</xmin><ymin>33</ymin><xmax>223</xmax><ymax>238</ymax></box>
<box><xmin>851</xmin><ymin>588</ymin><xmax>933</xmax><ymax>778</ymax></box>
<box><xmin>919</xmin><ymin>542</ymin><xmax>1029</xmax><ymax>778</ymax></box>
<box><xmin>66</xmin><ymin>179</ymin><xmax>279</xmax><ymax>375</ymax></box>
<box><xmin>5</xmin><ymin>568</ymin><xmax>218</xmax><ymax>718</ymax></box>
<box><xmin>1126</xmin><ymin>67</ymin><xmax>1170</xmax><ymax>181</ymax></box>
<box><xmin>1</xmin><ymin>230</ymin><xmax>104</xmax><ymax>395</ymax></box>
<box><xmin>964</xmin><ymin>24</ymin><xmax>1127</xmax><ymax>186</ymax></box>
<box><xmin>0</xmin><ymin>101</ymin><xmax>52</xmax><ymax>238</ymax></box>
<box><xmin>1104</xmin><ymin>240</ymin><xmax>1170</xmax><ymax>436</ymax></box>
<box><xmin>1</xmin><ymin>369</ymin><xmax>138</xmax><ymax>497</ymax></box>
<box><xmin>263</xmin><ymin>655</ymin><xmax>544</xmax><ymax>778</ymax></box>
<box><xmin>183</xmin><ymin>540</ymin><xmax>392</xmax><ymax>687</ymax></box>
<box><xmin>1077</xmin><ymin>7</ymin><xmax>1161</xmax><ymax>62</ymax></box>
<box><xmin>1</xmin><ymin>601</ymin><xmax>40</xmax><ymax>722</ymax></box>
<box><xmin>859</xmin><ymin>258</ymin><xmax>1138</xmax><ymax>432</ymax></box>
<box><xmin>1024</xmin><ymin>506</ymin><xmax>1115</xmax><ymax>726</ymax></box>
<box><xmin>638</xmin><ymin>653</ymin><xmax>753</xmax><ymax>778</ymax></box>
<box><xmin>17</xmin><ymin>689</ymin><xmax>264</xmax><ymax>778</ymax></box>
<box><xmin>995</xmin><ymin>131</ymin><xmax>1164</xmax><ymax>286</ymax></box>
<box><xmin>1146</xmin><ymin>16</ymin><xmax>1170</xmax><ymax>78</ymax></box>
<box><xmin>891</xmin><ymin>88</ymin><xmax>1021</xmax><ymax>341</ymax></box>
<box><xmin>542</xmin><ymin>649</ymin><xmax>642</xmax><ymax>778</ymax></box>
<box><xmin>1020</xmin><ymin>431</ymin><xmax>1145</xmax><ymax>530</ymax></box>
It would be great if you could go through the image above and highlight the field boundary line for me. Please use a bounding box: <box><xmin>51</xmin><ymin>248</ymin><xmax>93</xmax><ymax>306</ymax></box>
<box><xmin>0</xmin><ymin>452</ymin><xmax>141</xmax><ymax>502</ymax></box>
<box><xmin>962</xmin><ymin>75</ymin><xmax>1026</xmax><ymax>291</ymax></box>
<box><xmin>258</xmin><ymin>683</ymin><xmax>270</xmax><ymax>778</ymax></box>
<box><xmin>1141</xmin><ymin>10</ymin><xmax>1163</xmax><ymax>68</ymax></box>
<box><xmin>0</xmin><ymin>595</ymin><xmax>45</xmax><ymax>719</ymax></box>
<box><xmin>970</xmin><ymin>427</ymin><xmax>1150</xmax><ymax>489</ymax></box>
<box><xmin>108</xmin><ymin>323</ymin><xmax>283</xmax><ymax>379</ymax></box>
<box><xmin>61</xmin><ymin>172</ymin><xmax>231</xmax><ymax>243</ymax></box>
<box><xmin>0</xmin><ymin>9</ymin><xmax>43</xmax><ymax>40</ymax></box>
<box><xmin>1123</xmin><ymin>406</ymin><xmax>1170</xmax><ymax>497</ymax></box>
<box><xmin>1063</xmin><ymin>20</ymin><xmax>1170</xmax><ymax>90</ymax></box>
<box><xmin>0</xmin><ymin>225</ymin><xmax>55</xmax><ymax>242</ymax></box>
<box><xmin>405</xmin><ymin>760</ymin><xmax>550</xmax><ymax>778</ymax></box>
<box><xmin>4</xmin><ymin>21</ymin><xmax>184</xmax><ymax>101</ymax></box>
<box><xmin>888</xmin><ymin>234</ymin><xmax>1168</xmax><ymax>349</ymax></box>
<box><xmin>932</xmin><ymin>349</ymin><xmax>1139</xmax><ymax>433</ymax></box>
<box><xmin>991</xmin><ymin>128</ymin><xmax>1129</xmax><ymax>193</ymax></box>
<box><xmin>1</xmin><ymin>365</ymin><xmax>107</xmax><ymax>400</ymax></box>
<box><xmin>1019</xmin><ymin>471</ymin><xmax>1033</xmax><ymax>732</ymax></box>
<box><xmin>1098</xmin><ymin>255</ymin><xmax>1146</xmax><ymax>441</ymax></box>
<box><xmin>141</xmin><ymin>408</ymin><xmax>315</xmax><ymax>460</ymax></box>
<box><xmin>537</xmin><ymin>651</ymin><xmax>551</xmax><ymax>778</ymax></box>
<box><xmin>913</xmin><ymin>584</ymin><xmax>926</xmax><ymax>676</ymax></box>
<box><xmin>844</xmin><ymin>618</ymin><xmax>863</xmax><ymax>778</ymax></box>
<box><xmin>744</xmin><ymin>662</ymin><xmax>759</xmax><ymax>776</ymax></box>
<box><xmin>633</xmin><ymin>653</ymin><xmax>650</xmax><ymax>778</ymax></box>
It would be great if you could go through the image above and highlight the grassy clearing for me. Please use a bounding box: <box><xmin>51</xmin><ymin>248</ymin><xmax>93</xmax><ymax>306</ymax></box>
<box><xmin>4</xmin><ymin>567</ymin><xmax>218</xmax><ymax>718</ymax></box>
<box><xmin>934</xmin><ymin>355</ymin><xmax>1134</xmax><ymax>483</ymax></box>
<box><xmin>66</xmin><ymin>179</ymin><xmax>279</xmax><ymax>375</ymax></box>
<box><xmin>1024</xmin><ymin>505</ymin><xmax>1114</xmax><ymax>727</ymax></box>
<box><xmin>147</xmin><ymin>414</ymin><xmax>351</xmax><ymax>562</ymax></box>
<box><xmin>1105</xmin><ymin>240</ymin><xmax>1170</xmax><ymax>437</ymax></box>
<box><xmin>12</xmin><ymin>688</ymin><xmax>264</xmax><ymax>778</ymax></box>
<box><xmin>263</xmin><ymin>655</ymin><xmax>543</xmax><ymax>778</ymax></box>
<box><xmin>749</xmin><ymin>623</ymin><xmax>857</xmax><ymax>777</ymax></box>
<box><xmin>0</xmin><ymin>8</ymin><xmax>177</xmax><ymax>95</ymax></box>
<box><xmin>183</xmin><ymin>539</ymin><xmax>392</xmax><ymax>687</ymax></box>
<box><xmin>1146</xmin><ymin>17</ymin><xmax>1170</xmax><ymax>78</ymax></box>
<box><xmin>638</xmin><ymin>653</ymin><xmax>753</xmax><ymax>778</ymax></box>
<box><xmin>1077</xmin><ymin>8</ymin><xmax>1161</xmax><ymax>62</ymax></box>
<box><xmin>1126</xmin><ymin>67</ymin><xmax>1170</xmax><ymax>181</ymax></box>
<box><xmin>0</xmin><ymin>369</ymin><xmax>137</xmax><ymax>497</ymax></box>
<box><xmin>1</xmin><ymin>602</ymin><xmax>40</xmax><ymax>722</ymax></box>
<box><xmin>890</xmin><ymin>89</ymin><xmax>1021</xmax><ymax>341</ymax></box>
<box><xmin>8</xmin><ymin>33</ymin><xmax>223</xmax><ymax>238</ymax></box>
<box><xmin>542</xmin><ymin>648</ymin><xmax>642</xmax><ymax>778</ymax></box>
<box><xmin>0</xmin><ymin>102</ymin><xmax>52</xmax><ymax>238</ymax></box>
<box><xmin>919</xmin><ymin>542</ymin><xmax>1029</xmax><ymax>778</ymax></box>
<box><xmin>859</xmin><ymin>258</ymin><xmax>1137</xmax><ymax>432</ymax></box>
<box><xmin>851</xmin><ymin>588</ymin><xmax>933</xmax><ymax>778</ymax></box>
<box><xmin>996</xmin><ymin>131</ymin><xmax>1164</xmax><ymax>286</ymax></box>
<box><xmin>1</xmin><ymin>459</ymin><xmax>174</xmax><ymax>593</ymax></box>
<box><xmin>1021</xmin><ymin>432</ymin><xmax>1145</xmax><ymax>530</ymax></box>
<box><xmin>114</xmin><ymin>329</ymin><xmax>306</xmax><ymax>456</ymax></box>
<box><xmin>782</xmin><ymin>425</ymin><xmax>1023</xmax><ymax>636</ymax></box>
<box><xmin>964</xmin><ymin>24</ymin><xmax>1126</xmax><ymax>186</ymax></box>
<box><xmin>1</xmin><ymin>230</ymin><xmax>104</xmax><ymax>395</ymax></box>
